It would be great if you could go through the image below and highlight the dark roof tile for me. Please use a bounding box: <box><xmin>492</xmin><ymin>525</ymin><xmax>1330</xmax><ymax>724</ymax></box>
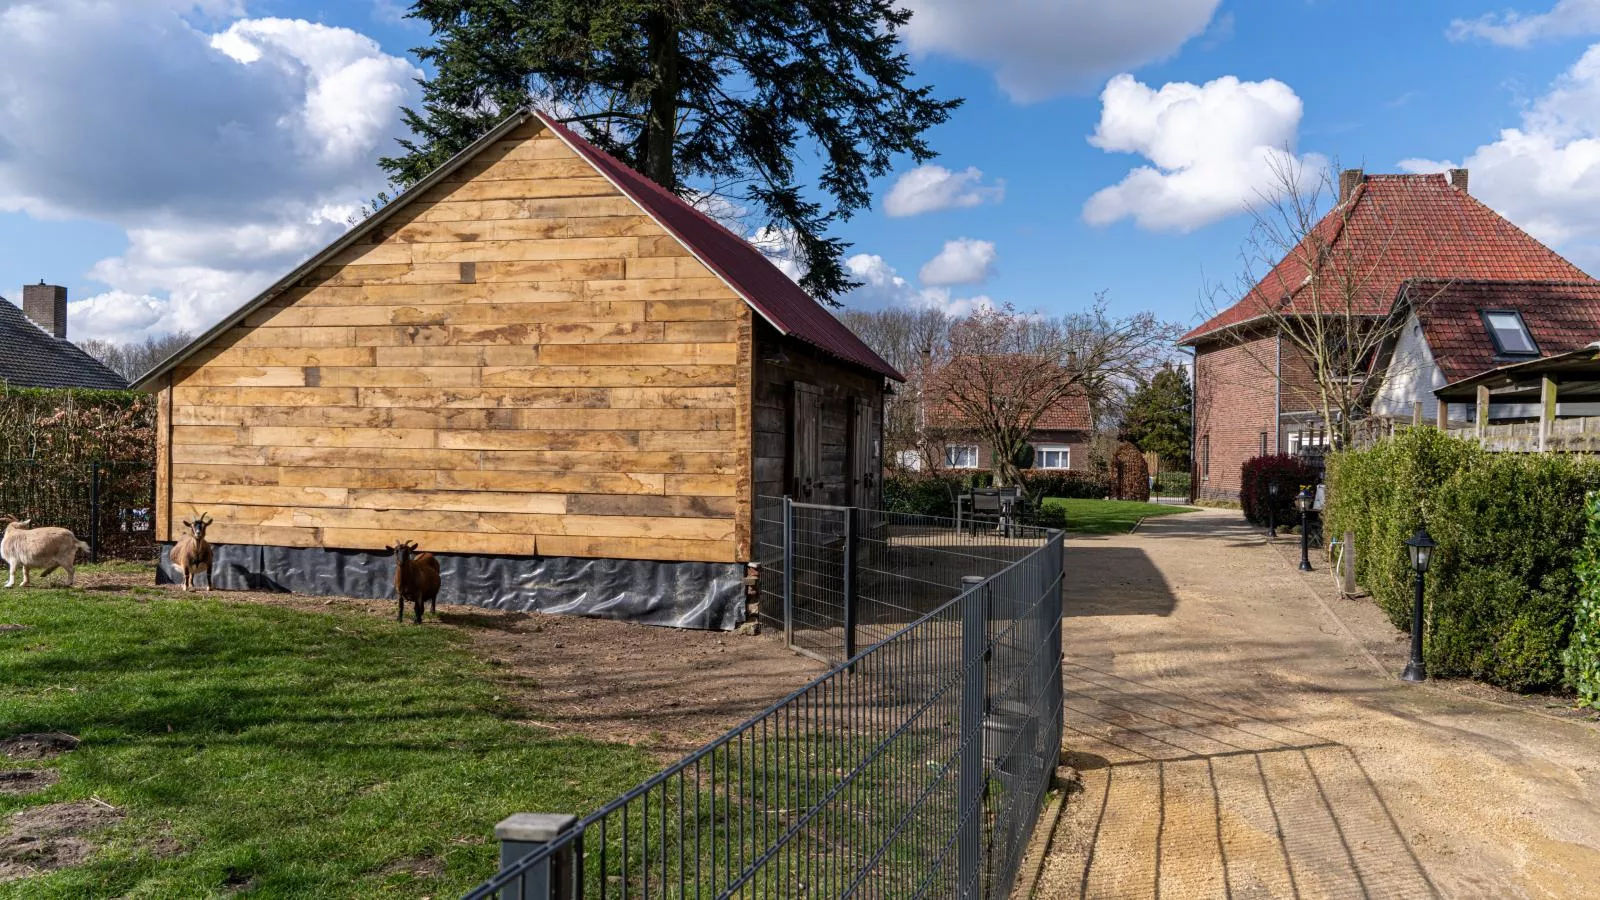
<box><xmin>0</xmin><ymin>298</ymin><xmax>127</xmax><ymax>390</ymax></box>
<box><xmin>1408</xmin><ymin>279</ymin><xmax>1600</xmax><ymax>383</ymax></box>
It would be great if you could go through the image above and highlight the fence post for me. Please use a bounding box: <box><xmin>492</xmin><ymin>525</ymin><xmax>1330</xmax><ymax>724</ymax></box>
<box><xmin>958</xmin><ymin>573</ymin><xmax>988</xmax><ymax>899</ymax></box>
<box><xmin>843</xmin><ymin>507</ymin><xmax>858</xmax><ymax>662</ymax></box>
<box><xmin>88</xmin><ymin>463</ymin><xmax>100</xmax><ymax>563</ymax></box>
<box><xmin>782</xmin><ymin>496</ymin><xmax>795</xmax><ymax>650</ymax></box>
<box><xmin>494</xmin><ymin>812</ymin><xmax>577</xmax><ymax>900</ymax></box>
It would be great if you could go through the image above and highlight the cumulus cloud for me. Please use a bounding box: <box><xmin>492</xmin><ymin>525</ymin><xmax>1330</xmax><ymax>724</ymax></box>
<box><xmin>899</xmin><ymin>0</ymin><xmax>1222</xmax><ymax>102</ymax></box>
<box><xmin>844</xmin><ymin>254</ymin><xmax>992</xmax><ymax>318</ymax></box>
<box><xmin>1082</xmin><ymin>73</ymin><xmax>1326</xmax><ymax>232</ymax></box>
<box><xmin>1448</xmin><ymin>0</ymin><xmax>1600</xmax><ymax>46</ymax></box>
<box><xmin>918</xmin><ymin>239</ymin><xmax>998</xmax><ymax>286</ymax></box>
<box><xmin>0</xmin><ymin>2</ymin><xmax>420</xmax><ymax>342</ymax></box>
<box><xmin>883</xmin><ymin>165</ymin><xmax>1005</xmax><ymax>217</ymax></box>
<box><xmin>1400</xmin><ymin>41</ymin><xmax>1600</xmax><ymax>267</ymax></box>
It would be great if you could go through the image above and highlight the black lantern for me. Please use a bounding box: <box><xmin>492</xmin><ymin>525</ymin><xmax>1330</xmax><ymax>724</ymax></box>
<box><xmin>1295</xmin><ymin>486</ymin><xmax>1314</xmax><ymax>571</ymax></box>
<box><xmin>1267</xmin><ymin>480</ymin><xmax>1280</xmax><ymax>538</ymax></box>
<box><xmin>1400</xmin><ymin>529</ymin><xmax>1436</xmax><ymax>683</ymax></box>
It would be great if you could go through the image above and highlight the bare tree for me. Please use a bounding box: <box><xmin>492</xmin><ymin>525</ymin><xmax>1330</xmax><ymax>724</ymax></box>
<box><xmin>933</xmin><ymin>300</ymin><xmax>1178</xmax><ymax>486</ymax></box>
<box><xmin>839</xmin><ymin>307</ymin><xmax>953</xmax><ymax>471</ymax></box>
<box><xmin>77</xmin><ymin>332</ymin><xmax>194</xmax><ymax>383</ymax></box>
<box><xmin>1203</xmin><ymin>157</ymin><xmax>1443</xmax><ymax>449</ymax></box>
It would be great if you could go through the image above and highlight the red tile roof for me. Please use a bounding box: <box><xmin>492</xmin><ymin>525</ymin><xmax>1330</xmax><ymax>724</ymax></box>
<box><xmin>1408</xmin><ymin>279</ymin><xmax>1600</xmax><ymax>383</ymax></box>
<box><xmin>1182</xmin><ymin>173</ymin><xmax>1593</xmax><ymax>345</ymax></box>
<box><xmin>536</xmin><ymin>111</ymin><xmax>903</xmax><ymax>381</ymax></box>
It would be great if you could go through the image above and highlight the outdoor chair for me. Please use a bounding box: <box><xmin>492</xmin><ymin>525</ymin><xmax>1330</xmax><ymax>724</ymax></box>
<box><xmin>966</xmin><ymin>487</ymin><xmax>1022</xmax><ymax>536</ymax></box>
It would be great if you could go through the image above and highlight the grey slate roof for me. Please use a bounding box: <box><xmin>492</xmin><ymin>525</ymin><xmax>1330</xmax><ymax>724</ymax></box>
<box><xmin>0</xmin><ymin>297</ymin><xmax>128</xmax><ymax>390</ymax></box>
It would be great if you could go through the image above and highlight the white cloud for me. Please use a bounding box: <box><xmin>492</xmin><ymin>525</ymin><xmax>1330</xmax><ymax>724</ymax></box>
<box><xmin>918</xmin><ymin>239</ymin><xmax>997</xmax><ymax>286</ymax></box>
<box><xmin>0</xmin><ymin>2</ymin><xmax>420</xmax><ymax>343</ymax></box>
<box><xmin>1082</xmin><ymin>73</ymin><xmax>1326</xmax><ymax>232</ymax></box>
<box><xmin>1400</xmin><ymin>41</ymin><xmax>1600</xmax><ymax>267</ymax></box>
<box><xmin>900</xmin><ymin>0</ymin><xmax>1222</xmax><ymax>102</ymax></box>
<box><xmin>844</xmin><ymin>254</ymin><xmax>992</xmax><ymax>318</ymax></box>
<box><xmin>883</xmin><ymin>165</ymin><xmax>1005</xmax><ymax>217</ymax></box>
<box><xmin>1449</xmin><ymin>1</ymin><xmax>1600</xmax><ymax>46</ymax></box>
<box><xmin>750</xmin><ymin>226</ymin><xmax>809</xmax><ymax>284</ymax></box>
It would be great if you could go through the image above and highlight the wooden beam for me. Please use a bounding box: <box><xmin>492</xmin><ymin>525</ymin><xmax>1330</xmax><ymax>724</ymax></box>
<box><xmin>1412</xmin><ymin>401</ymin><xmax>1423</xmax><ymax>427</ymax></box>
<box><xmin>1477</xmin><ymin>384</ymin><xmax>1491</xmax><ymax>438</ymax></box>
<box><xmin>1436</xmin><ymin>398</ymin><xmax>1449</xmax><ymax>430</ymax></box>
<box><xmin>1540</xmin><ymin>374</ymin><xmax>1558</xmax><ymax>452</ymax></box>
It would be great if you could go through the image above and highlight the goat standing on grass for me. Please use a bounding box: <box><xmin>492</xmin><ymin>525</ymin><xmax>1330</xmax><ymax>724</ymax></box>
<box><xmin>1</xmin><ymin>517</ymin><xmax>89</xmax><ymax>588</ymax></box>
<box><xmin>171</xmin><ymin>513</ymin><xmax>214</xmax><ymax>592</ymax></box>
<box><xmin>387</xmin><ymin>540</ymin><xmax>440</xmax><ymax>624</ymax></box>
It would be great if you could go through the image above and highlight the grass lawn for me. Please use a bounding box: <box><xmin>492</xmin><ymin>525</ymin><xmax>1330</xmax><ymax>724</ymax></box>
<box><xmin>1042</xmin><ymin>498</ymin><xmax>1198</xmax><ymax>535</ymax></box>
<box><xmin>0</xmin><ymin>570</ymin><xmax>657</xmax><ymax>898</ymax></box>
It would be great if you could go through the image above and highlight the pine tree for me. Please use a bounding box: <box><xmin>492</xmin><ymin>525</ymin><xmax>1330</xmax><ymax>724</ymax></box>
<box><xmin>385</xmin><ymin>0</ymin><xmax>961</xmax><ymax>303</ymax></box>
<box><xmin>1121</xmin><ymin>365</ymin><xmax>1192</xmax><ymax>466</ymax></box>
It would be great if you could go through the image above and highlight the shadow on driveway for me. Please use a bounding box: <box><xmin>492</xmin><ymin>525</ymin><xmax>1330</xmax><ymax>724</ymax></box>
<box><xmin>1066</xmin><ymin>546</ymin><xmax>1179</xmax><ymax>618</ymax></box>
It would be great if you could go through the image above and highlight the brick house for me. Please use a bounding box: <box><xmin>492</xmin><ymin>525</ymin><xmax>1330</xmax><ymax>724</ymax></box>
<box><xmin>1181</xmin><ymin>168</ymin><xmax>1595</xmax><ymax>501</ymax></box>
<box><xmin>901</xmin><ymin>359</ymin><xmax>1093</xmax><ymax>473</ymax></box>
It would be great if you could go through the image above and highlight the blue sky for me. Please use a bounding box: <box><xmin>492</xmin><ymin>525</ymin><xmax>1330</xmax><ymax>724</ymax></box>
<box><xmin>3</xmin><ymin>0</ymin><xmax>1600</xmax><ymax>343</ymax></box>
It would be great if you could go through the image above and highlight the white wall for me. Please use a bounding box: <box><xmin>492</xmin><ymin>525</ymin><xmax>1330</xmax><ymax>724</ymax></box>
<box><xmin>1372</xmin><ymin>312</ymin><xmax>1446</xmax><ymax>420</ymax></box>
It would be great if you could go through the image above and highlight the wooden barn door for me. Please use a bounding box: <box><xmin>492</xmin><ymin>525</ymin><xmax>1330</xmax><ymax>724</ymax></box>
<box><xmin>791</xmin><ymin>383</ymin><xmax>822</xmax><ymax>501</ymax></box>
<box><xmin>849</xmin><ymin>397</ymin><xmax>875</xmax><ymax>509</ymax></box>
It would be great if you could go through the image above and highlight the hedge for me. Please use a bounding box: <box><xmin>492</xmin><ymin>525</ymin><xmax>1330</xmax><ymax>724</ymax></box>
<box><xmin>1567</xmin><ymin>493</ymin><xmax>1600</xmax><ymax>707</ymax></box>
<box><xmin>883</xmin><ymin>469</ymin><xmax>1109</xmax><ymax>518</ymax></box>
<box><xmin>1240</xmin><ymin>454</ymin><xmax>1322</xmax><ymax>527</ymax></box>
<box><xmin>1327</xmin><ymin>429</ymin><xmax>1598</xmax><ymax>692</ymax></box>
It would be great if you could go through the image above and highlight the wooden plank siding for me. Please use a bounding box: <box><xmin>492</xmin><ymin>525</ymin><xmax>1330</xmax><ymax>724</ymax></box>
<box><xmin>162</xmin><ymin>119</ymin><xmax>753</xmax><ymax>563</ymax></box>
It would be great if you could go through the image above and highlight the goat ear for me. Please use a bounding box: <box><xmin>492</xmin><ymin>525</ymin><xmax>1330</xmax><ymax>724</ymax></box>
<box><xmin>384</xmin><ymin>545</ymin><xmax>393</xmax><ymax>553</ymax></box>
<box><xmin>182</xmin><ymin>519</ymin><xmax>192</xmax><ymax>528</ymax></box>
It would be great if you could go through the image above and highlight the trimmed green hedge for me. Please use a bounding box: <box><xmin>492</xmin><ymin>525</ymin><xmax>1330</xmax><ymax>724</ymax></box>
<box><xmin>1328</xmin><ymin>429</ymin><xmax>1599</xmax><ymax>692</ymax></box>
<box><xmin>883</xmin><ymin>469</ymin><xmax>1109</xmax><ymax>518</ymax></box>
<box><xmin>1567</xmin><ymin>493</ymin><xmax>1600</xmax><ymax>707</ymax></box>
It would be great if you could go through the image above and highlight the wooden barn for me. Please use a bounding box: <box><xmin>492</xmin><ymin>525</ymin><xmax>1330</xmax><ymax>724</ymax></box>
<box><xmin>133</xmin><ymin>108</ymin><xmax>902</xmax><ymax>629</ymax></box>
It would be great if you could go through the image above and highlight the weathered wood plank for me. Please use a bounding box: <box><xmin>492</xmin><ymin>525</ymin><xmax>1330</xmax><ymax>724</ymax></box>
<box><xmin>625</xmin><ymin>257</ymin><xmax>711</xmax><ymax>280</ymax></box>
<box><xmin>173</xmin><ymin>483</ymin><xmax>350</xmax><ymax>508</ymax></box>
<box><xmin>422</xmin><ymin>176</ymin><xmax>619</xmax><ymax>204</ymax></box>
<box><xmin>172</xmin><ymin>443</ymin><xmax>739</xmax><ymax>475</ymax></box>
<box><xmin>250</xmin><ymin>299</ymin><xmax>646</xmax><ymax>328</ymax></box>
<box><xmin>586</xmin><ymin>277</ymin><xmax>738</xmax><ymax>301</ymax></box>
<box><xmin>246</xmin><ymin>427</ymin><xmax>440</xmax><ymax>449</ymax></box>
<box><xmin>187</xmin><ymin>503</ymin><xmax>735</xmax><ymax>541</ymax></box>
<box><xmin>477</xmin><ymin>450</ymin><xmax>740</xmax><ymax>474</ymax></box>
<box><xmin>156</xmin><ymin>379</ymin><xmax>172</xmax><ymax>542</ymax></box>
<box><xmin>645</xmin><ymin>298</ymin><xmax>743</xmax><ymax>321</ymax></box>
<box><xmin>354</xmin><ymin>387</ymin><xmax>610</xmax><ymax>409</ymax></box>
<box><xmin>174</xmin><ymin>367</ymin><xmax>308</xmax><ymax>387</ymax></box>
<box><xmin>665</xmin><ymin>474</ymin><xmax>740</xmax><ymax>497</ymax></box>
<box><xmin>388</xmin><ymin>216</ymin><xmax>661</xmax><ymax>244</ymax></box>
<box><xmin>318</xmin><ymin>367</ymin><xmax>483</xmax><ymax>388</ymax></box>
<box><xmin>480</xmin><ymin>365</ymin><xmax>736</xmax><ymax>388</ymax></box>
<box><xmin>537</xmin><ymin>535</ymin><xmax>735</xmax><ymax>564</ymax></box>
<box><xmin>412</xmin><ymin>196</ymin><xmax>643</xmax><ymax>223</ymax></box>
<box><xmin>302</xmin><ymin>259</ymin><xmax>625</xmax><ymax>290</ymax></box>
<box><xmin>281</xmin><ymin>282</ymin><xmax>587</xmax><ymax>307</ymax></box>
<box><xmin>172</xmin><ymin>387</ymin><xmax>360</xmax><ymax>407</ymax></box>
<box><xmin>663</xmin><ymin>321</ymin><xmax>741</xmax><ymax>343</ymax></box>
<box><xmin>566</xmin><ymin>494</ymin><xmax>735</xmax><ymax>519</ymax></box>
<box><xmin>536</xmin><ymin>343</ymin><xmax>738</xmax><ymax>366</ymax></box>
<box><xmin>321</xmin><ymin>527</ymin><xmax>533</xmax><ymax>556</ymax></box>
<box><xmin>436</xmin><ymin>430</ymin><xmax>642</xmax><ymax>452</ymax></box>
<box><xmin>187</xmin><ymin>347</ymin><xmax>377</xmax><ymax>368</ymax></box>
<box><xmin>436</xmin><ymin>470</ymin><xmax>664</xmax><ymax>495</ymax></box>
<box><xmin>410</xmin><ymin>237</ymin><xmax>643</xmax><ymax>265</ymax></box>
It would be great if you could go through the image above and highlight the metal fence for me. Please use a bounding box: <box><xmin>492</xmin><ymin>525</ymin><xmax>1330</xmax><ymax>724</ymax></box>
<box><xmin>464</xmin><ymin>502</ymin><xmax>1065</xmax><ymax>900</ymax></box>
<box><xmin>0</xmin><ymin>460</ymin><xmax>157</xmax><ymax>561</ymax></box>
<box><xmin>753</xmin><ymin>496</ymin><xmax>1051</xmax><ymax>665</ymax></box>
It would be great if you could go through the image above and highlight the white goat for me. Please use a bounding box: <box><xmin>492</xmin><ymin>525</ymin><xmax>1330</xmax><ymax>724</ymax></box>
<box><xmin>1</xmin><ymin>518</ymin><xmax>90</xmax><ymax>588</ymax></box>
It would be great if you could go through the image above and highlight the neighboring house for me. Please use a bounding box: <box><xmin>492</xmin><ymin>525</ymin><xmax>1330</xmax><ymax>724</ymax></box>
<box><xmin>0</xmin><ymin>283</ymin><xmax>127</xmax><ymax>390</ymax></box>
<box><xmin>1372</xmin><ymin>279</ymin><xmax>1600</xmax><ymax>424</ymax></box>
<box><xmin>1181</xmin><ymin>168</ymin><xmax>1595</xmax><ymax>501</ymax></box>
<box><xmin>903</xmin><ymin>361</ymin><xmax>1092</xmax><ymax>472</ymax></box>
<box><xmin>132</xmin><ymin>107</ymin><xmax>902</xmax><ymax>630</ymax></box>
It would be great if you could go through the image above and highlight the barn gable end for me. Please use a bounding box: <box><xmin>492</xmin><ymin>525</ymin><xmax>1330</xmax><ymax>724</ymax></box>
<box><xmin>157</xmin><ymin>118</ymin><xmax>754</xmax><ymax>569</ymax></box>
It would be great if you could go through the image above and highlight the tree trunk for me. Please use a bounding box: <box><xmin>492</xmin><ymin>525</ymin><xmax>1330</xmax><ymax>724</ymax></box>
<box><xmin>644</xmin><ymin>12</ymin><xmax>679</xmax><ymax>191</ymax></box>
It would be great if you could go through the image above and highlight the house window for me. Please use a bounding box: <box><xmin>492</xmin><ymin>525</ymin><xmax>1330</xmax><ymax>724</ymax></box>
<box><xmin>1482</xmin><ymin>310</ymin><xmax>1538</xmax><ymax>356</ymax></box>
<box><xmin>944</xmin><ymin>444</ymin><xmax>979</xmax><ymax>469</ymax></box>
<box><xmin>1036</xmin><ymin>446</ymin><xmax>1071</xmax><ymax>469</ymax></box>
<box><xmin>1259</xmin><ymin>432</ymin><xmax>1268</xmax><ymax>456</ymax></box>
<box><xmin>1201</xmin><ymin>435</ymin><xmax>1210</xmax><ymax>481</ymax></box>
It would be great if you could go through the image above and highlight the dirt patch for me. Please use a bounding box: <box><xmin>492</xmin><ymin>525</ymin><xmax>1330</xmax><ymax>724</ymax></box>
<box><xmin>0</xmin><ymin>770</ymin><xmax>58</xmax><ymax>796</ymax></box>
<box><xmin>0</xmin><ymin>733</ymin><xmax>79</xmax><ymax>761</ymax></box>
<box><xmin>380</xmin><ymin>854</ymin><xmax>445</xmax><ymax>879</ymax></box>
<box><xmin>78</xmin><ymin>566</ymin><xmax>825</xmax><ymax>755</ymax></box>
<box><xmin>0</xmin><ymin>800</ymin><xmax>124</xmax><ymax>883</ymax></box>
<box><xmin>0</xmin><ymin>625</ymin><xmax>28</xmax><ymax>634</ymax></box>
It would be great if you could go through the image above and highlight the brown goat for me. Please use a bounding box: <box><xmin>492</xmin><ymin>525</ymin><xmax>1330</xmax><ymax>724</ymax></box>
<box><xmin>387</xmin><ymin>540</ymin><xmax>440</xmax><ymax>624</ymax></box>
<box><xmin>171</xmin><ymin>512</ymin><xmax>214</xmax><ymax>591</ymax></box>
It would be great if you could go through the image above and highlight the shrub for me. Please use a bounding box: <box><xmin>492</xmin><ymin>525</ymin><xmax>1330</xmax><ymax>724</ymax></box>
<box><xmin>1110</xmin><ymin>442</ymin><xmax>1150</xmax><ymax>502</ymax></box>
<box><xmin>1028</xmin><ymin>503</ymin><xmax>1069</xmax><ymax>529</ymax></box>
<box><xmin>1324</xmin><ymin>429</ymin><xmax>1482</xmax><ymax>629</ymax></box>
<box><xmin>1425</xmin><ymin>452</ymin><xmax>1599</xmax><ymax>691</ymax></box>
<box><xmin>1020</xmin><ymin>470</ymin><xmax>1109</xmax><ymax>501</ymax></box>
<box><xmin>1566</xmin><ymin>493</ymin><xmax>1600</xmax><ymax>707</ymax></box>
<box><xmin>1239</xmin><ymin>454</ymin><xmax>1321</xmax><ymax>527</ymax></box>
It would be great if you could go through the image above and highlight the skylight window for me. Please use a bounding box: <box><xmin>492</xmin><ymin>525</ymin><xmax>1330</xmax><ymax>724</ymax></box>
<box><xmin>1482</xmin><ymin>310</ymin><xmax>1538</xmax><ymax>356</ymax></box>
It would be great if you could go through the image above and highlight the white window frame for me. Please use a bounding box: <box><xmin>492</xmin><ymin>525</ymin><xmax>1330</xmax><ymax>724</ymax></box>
<box><xmin>1034</xmin><ymin>445</ymin><xmax>1071</xmax><ymax>470</ymax></box>
<box><xmin>944</xmin><ymin>444</ymin><xmax>979</xmax><ymax>469</ymax></box>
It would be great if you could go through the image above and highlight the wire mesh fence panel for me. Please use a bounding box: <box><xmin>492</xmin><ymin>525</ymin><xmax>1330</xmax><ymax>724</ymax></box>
<box><xmin>0</xmin><ymin>460</ymin><xmax>156</xmax><ymax>560</ymax></box>
<box><xmin>467</xmin><ymin>505</ymin><xmax>1065</xmax><ymax>900</ymax></box>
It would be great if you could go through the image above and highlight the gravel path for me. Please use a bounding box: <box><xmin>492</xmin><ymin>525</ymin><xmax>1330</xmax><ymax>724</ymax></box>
<box><xmin>1034</xmin><ymin>508</ymin><xmax>1600</xmax><ymax>899</ymax></box>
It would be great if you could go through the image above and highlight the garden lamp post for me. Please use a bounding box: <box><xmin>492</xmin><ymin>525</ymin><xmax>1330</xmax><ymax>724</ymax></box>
<box><xmin>1401</xmin><ymin>529</ymin><xmax>1436</xmax><ymax>683</ymax></box>
<box><xmin>1295</xmin><ymin>487</ymin><xmax>1314</xmax><ymax>571</ymax></box>
<box><xmin>1267</xmin><ymin>480</ymin><xmax>1279</xmax><ymax>538</ymax></box>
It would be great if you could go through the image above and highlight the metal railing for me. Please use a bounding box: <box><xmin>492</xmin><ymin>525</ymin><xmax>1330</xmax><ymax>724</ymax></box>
<box><xmin>463</xmin><ymin>501</ymin><xmax>1065</xmax><ymax>900</ymax></box>
<box><xmin>753</xmin><ymin>496</ymin><xmax>1051</xmax><ymax>664</ymax></box>
<box><xmin>0</xmin><ymin>460</ymin><xmax>157</xmax><ymax>561</ymax></box>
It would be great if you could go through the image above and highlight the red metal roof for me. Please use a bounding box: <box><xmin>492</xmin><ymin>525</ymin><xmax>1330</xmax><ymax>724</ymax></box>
<box><xmin>1408</xmin><ymin>279</ymin><xmax>1600</xmax><ymax>383</ymax></box>
<box><xmin>1182</xmin><ymin>173</ymin><xmax>1593</xmax><ymax>345</ymax></box>
<box><xmin>535</xmin><ymin>111</ymin><xmax>903</xmax><ymax>381</ymax></box>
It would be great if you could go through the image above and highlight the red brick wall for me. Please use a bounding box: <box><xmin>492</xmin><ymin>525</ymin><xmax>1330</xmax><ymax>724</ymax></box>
<box><xmin>1193</xmin><ymin>333</ymin><xmax>1279</xmax><ymax>501</ymax></box>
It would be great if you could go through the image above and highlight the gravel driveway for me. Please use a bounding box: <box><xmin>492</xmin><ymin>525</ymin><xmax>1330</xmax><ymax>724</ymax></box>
<box><xmin>1034</xmin><ymin>508</ymin><xmax>1600</xmax><ymax>899</ymax></box>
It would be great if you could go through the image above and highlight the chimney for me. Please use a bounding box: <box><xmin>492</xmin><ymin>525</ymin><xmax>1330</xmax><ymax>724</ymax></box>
<box><xmin>1338</xmin><ymin>168</ymin><xmax>1365</xmax><ymax>204</ymax></box>
<box><xmin>1448</xmin><ymin>167</ymin><xmax>1469</xmax><ymax>193</ymax></box>
<box><xmin>22</xmin><ymin>281</ymin><xmax>68</xmax><ymax>339</ymax></box>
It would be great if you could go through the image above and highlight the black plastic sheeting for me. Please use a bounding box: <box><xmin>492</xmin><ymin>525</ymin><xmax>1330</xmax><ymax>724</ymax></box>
<box><xmin>156</xmin><ymin>543</ymin><xmax>747</xmax><ymax>630</ymax></box>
